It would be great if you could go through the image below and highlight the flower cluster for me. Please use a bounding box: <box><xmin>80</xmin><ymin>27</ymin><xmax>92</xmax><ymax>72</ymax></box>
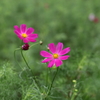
<box><xmin>14</xmin><ymin>24</ymin><xmax>70</xmax><ymax>67</ymax></box>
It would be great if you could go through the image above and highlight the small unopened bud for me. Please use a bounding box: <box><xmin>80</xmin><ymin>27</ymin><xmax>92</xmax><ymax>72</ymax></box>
<box><xmin>47</xmin><ymin>47</ymin><xmax>49</xmax><ymax>50</ymax></box>
<box><xmin>40</xmin><ymin>41</ymin><xmax>43</xmax><ymax>45</ymax></box>
<box><xmin>74</xmin><ymin>89</ymin><xmax>78</xmax><ymax>92</ymax></box>
<box><xmin>22</xmin><ymin>43</ymin><xmax>29</xmax><ymax>50</ymax></box>
<box><xmin>72</xmin><ymin>80</ymin><xmax>77</xmax><ymax>83</ymax></box>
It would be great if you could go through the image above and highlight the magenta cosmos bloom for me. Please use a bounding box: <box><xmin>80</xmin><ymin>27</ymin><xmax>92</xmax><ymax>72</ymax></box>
<box><xmin>14</xmin><ymin>24</ymin><xmax>38</xmax><ymax>43</ymax></box>
<box><xmin>40</xmin><ymin>42</ymin><xmax>70</xmax><ymax>67</ymax></box>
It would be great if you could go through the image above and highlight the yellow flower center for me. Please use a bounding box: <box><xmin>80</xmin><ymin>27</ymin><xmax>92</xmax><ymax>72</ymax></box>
<box><xmin>53</xmin><ymin>53</ymin><xmax>59</xmax><ymax>59</ymax></box>
<box><xmin>21</xmin><ymin>33</ymin><xmax>28</xmax><ymax>38</ymax></box>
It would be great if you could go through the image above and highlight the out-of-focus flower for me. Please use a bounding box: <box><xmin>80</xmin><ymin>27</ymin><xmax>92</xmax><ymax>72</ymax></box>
<box><xmin>93</xmin><ymin>17</ymin><xmax>99</xmax><ymax>23</ymax></box>
<box><xmin>40</xmin><ymin>42</ymin><xmax>70</xmax><ymax>67</ymax></box>
<box><xmin>88</xmin><ymin>13</ymin><xmax>99</xmax><ymax>23</ymax></box>
<box><xmin>89</xmin><ymin>13</ymin><xmax>95</xmax><ymax>21</ymax></box>
<box><xmin>22</xmin><ymin>43</ymin><xmax>29</xmax><ymax>50</ymax></box>
<box><xmin>14</xmin><ymin>24</ymin><xmax>38</xmax><ymax>43</ymax></box>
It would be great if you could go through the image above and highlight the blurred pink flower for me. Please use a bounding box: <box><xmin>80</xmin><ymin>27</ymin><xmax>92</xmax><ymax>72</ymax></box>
<box><xmin>89</xmin><ymin>13</ymin><xmax>95</xmax><ymax>21</ymax></box>
<box><xmin>40</xmin><ymin>42</ymin><xmax>70</xmax><ymax>67</ymax></box>
<box><xmin>14</xmin><ymin>24</ymin><xmax>38</xmax><ymax>43</ymax></box>
<box><xmin>89</xmin><ymin>13</ymin><xmax>99</xmax><ymax>23</ymax></box>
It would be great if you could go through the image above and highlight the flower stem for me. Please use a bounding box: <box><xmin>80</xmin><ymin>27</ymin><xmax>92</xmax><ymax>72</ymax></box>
<box><xmin>14</xmin><ymin>48</ymin><xmax>22</xmax><ymax>69</ymax></box>
<box><xmin>45</xmin><ymin>67</ymin><xmax>59</xmax><ymax>99</ymax></box>
<box><xmin>20</xmin><ymin>48</ymin><xmax>40</xmax><ymax>90</ymax></box>
<box><xmin>29</xmin><ymin>42</ymin><xmax>40</xmax><ymax>48</ymax></box>
<box><xmin>46</xmin><ymin>67</ymin><xmax>49</xmax><ymax>87</ymax></box>
<box><xmin>20</xmin><ymin>49</ymin><xmax>31</xmax><ymax>70</ymax></box>
<box><xmin>70</xmin><ymin>93</ymin><xmax>76</xmax><ymax>100</ymax></box>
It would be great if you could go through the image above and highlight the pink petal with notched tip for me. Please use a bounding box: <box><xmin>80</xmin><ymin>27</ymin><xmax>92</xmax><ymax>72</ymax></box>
<box><xmin>56</xmin><ymin>42</ymin><xmax>63</xmax><ymax>53</ymax></box>
<box><xmin>27</xmin><ymin>37</ymin><xmax>36</xmax><ymax>42</ymax></box>
<box><xmin>26</xmin><ymin>28</ymin><xmax>34</xmax><ymax>34</ymax></box>
<box><xmin>48</xmin><ymin>43</ymin><xmax>56</xmax><ymax>53</ymax></box>
<box><xmin>42</xmin><ymin>58</ymin><xmax>52</xmax><ymax>63</ymax></box>
<box><xmin>55</xmin><ymin>59</ymin><xmax>63</xmax><ymax>67</ymax></box>
<box><xmin>59</xmin><ymin>55</ymin><xmax>70</xmax><ymax>60</ymax></box>
<box><xmin>14</xmin><ymin>30</ymin><xmax>20</xmax><ymax>35</ymax></box>
<box><xmin>48</xmin><ymin>60</ymin><xmax>55</xmax><ymax>67</ymax></box>
<box><xmin>59</xmin><ymin>47</ymin><xmax>70</xmax><ymax>55</ymax></box>
<box><xmin>14</xmin><ymin>25</ymin><xmax>21</xmax><ymax>33</ymax></box>
<box><xmin>20</xmin><ymin>24</ymin><xmax>27</xmax><ymax>33</ymax></box>
<box><xmin>40</xmin><ymin>51</ymin><xmax>52</xmax><ymax>57</ymax></box>
<box><xmin>29</xmin><ymin>34</ymin><xmax>38</xmax><ymax>38</ymax></box>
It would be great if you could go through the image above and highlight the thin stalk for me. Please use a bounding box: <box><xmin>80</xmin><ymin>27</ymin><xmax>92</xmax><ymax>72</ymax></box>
<box><xmin>20</xmin><ymin>48</ymin><xmax>40</xmax><ymax>90</ymax></box>
<box><xmin>20</xmin><ymin>49</ymin><xmax>31</xmax><ymax>70</ymax></box>
<box><xmin>70</xmin><ymin>93</ymin><xmax>76</xmax><ymax>100</ymax></box>
<box><xmin>46</xmin><ymin>67</ymin><xmax>49</xmax><ymax>87</ymax></box>
<box><xmin>45</xmin><ymin>67</ymin><xmax>59</xmax><ymax>99</ymax></box>
<box><xmin>29</xmin><ymin>42</ymin><xmax>40</xmax><ymax>48</ymax></box>
<box><xmin>14</xmin><ymin>48</ymin><xmax>22</xmax><ymax>69</ymax></box>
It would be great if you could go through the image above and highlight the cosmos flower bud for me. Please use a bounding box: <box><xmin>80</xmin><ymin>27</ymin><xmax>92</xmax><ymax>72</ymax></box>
<box><xmin>22</xmin><ymin>43</ymin><xmax>29</xmax><ymax>50</ymax></box>
<box><xmin>40</xmin><ymin>40</ymin><xmax>43</xmax><ymax>45</ymax></box>
<box><xmin>47</xmin><ymin>47</ymin><xmax>49</xmax><ymax>50</ymax></box>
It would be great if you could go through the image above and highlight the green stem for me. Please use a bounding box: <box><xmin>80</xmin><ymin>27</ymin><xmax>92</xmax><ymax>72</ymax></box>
<box><xmin>20</xmin><ymin>49</ymin><xmax>31</xmax><ymax>70</ymax></box>
<box><xmin>70</xmin><ymin>93</ymin><xmax>76</xmax><ymax>100</ymax></box>
<box><xmin>46</xmin><ymin>67</ymin><xmax>49</xmax><ymax>87</ymax></box>
<box><xmin>45</xmin><ymin>67</ymin><xmax>59</xmax><ymax>99</ymax></box>
<box><xmin>14</xmin><ymin>48</ymin><xmax>22</xmax><ymax>69</ymax></box>
<box><xmin>29</xmin><ymin>42</ymin><xmax>40</xmax><ymax>48</ymax></box>
<box><xmin>20</xmin><ymin>48</ymin><xmax>40</xmax><ymax>90</ymax></box>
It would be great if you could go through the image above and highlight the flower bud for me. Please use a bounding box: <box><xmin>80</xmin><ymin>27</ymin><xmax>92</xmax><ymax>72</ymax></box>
<box><xmin>40</xmin><ymin>40</ymin><xmax>43</xmax><ymax>45</ymax></box>
<box><xmin>22</xmin><ymin>43</ymin><xmax>29</xmax><ymax>50</ymax></box>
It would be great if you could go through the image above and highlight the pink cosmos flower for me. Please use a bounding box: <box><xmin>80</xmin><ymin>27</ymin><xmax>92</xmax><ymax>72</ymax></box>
<box><xmin>40</xmin><ymin>42</ymin><xmax>70</xmax><ymax>67</ymax></box>
<box><xmin>14</xmin><ymin>24</ymin><xmax>38</xmax><ymax>43</ymax></box>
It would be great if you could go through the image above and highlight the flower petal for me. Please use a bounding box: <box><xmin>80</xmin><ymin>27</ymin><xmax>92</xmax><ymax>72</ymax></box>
<box><xmin>29</xmin><ymin>34</ymin><xmax>38</xmax><ymax>38</ymax></box>
<box><xmin>48</xmin><ymin>43</ymin><xmax>56</xmax><ymax>53</ymax></box>
<box><xmin>27</xmin><ymin>37</ymin><xmax>36</xmax><ymax>42</ymax></box>
<box><xmin>26</xmin><ymin>28</ymin><xmax>34</xmax><ymax>34</ymax></box>
<box><xmin>17</xmin><ymin>35</ymin><xmax>23</xmax><ymax>39</ymax></box>
<box><xmin>42</xmin><ymin>58</ymin><xmax>52</xmax><ymax>63</ymax></box>
<box><xmin>55</xmin><ymin>59</ymin><xmax>63</xmax><ymax>67</ymax></box>
<box><xmin>59</xmin><ymin>47</ymin><xmax>70</xmax><ymax>55</ymax></box>
<box><xmin>56</xmin><ymin>42</ymin><xmax>63</xmax><ymax>53</ymax></box>
<box><xmin>48</xmin><ymin>60</ymin><xmax>55</xmax><ymax>67</ymax></box>
<box><xmin>23</xmin><ymin>38</ymin><xmax>29</xmax><ymax>43</ymax></box>
<box><xmin>40</xmin><ymin>51</ymin><xmax>52</xmax><ymax>57</ymax></box>
<box><xmin>14</xmin><ymin>25</ymin><xmax>21</xmax><ymax>33</ymax></box>
<box><xmin>20</xmin><ymin>24</ymin><xmax>27</xmax><ymax>33</ymax></box>
<box><xmin>14</xmin><ymin>30</ymin><xmax>20</xmax><ymax>35</ymax></box>
<box><xmin>59</xmin><ymin>55</ymin><xmax>70</xmax><ymax>60</ymax></box>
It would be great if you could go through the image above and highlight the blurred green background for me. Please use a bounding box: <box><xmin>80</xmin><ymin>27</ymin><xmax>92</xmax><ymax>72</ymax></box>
<box><xmin>0</xmin><ymin>0</ymin><xmax>100</xmax><ymax>100</ymax></box>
